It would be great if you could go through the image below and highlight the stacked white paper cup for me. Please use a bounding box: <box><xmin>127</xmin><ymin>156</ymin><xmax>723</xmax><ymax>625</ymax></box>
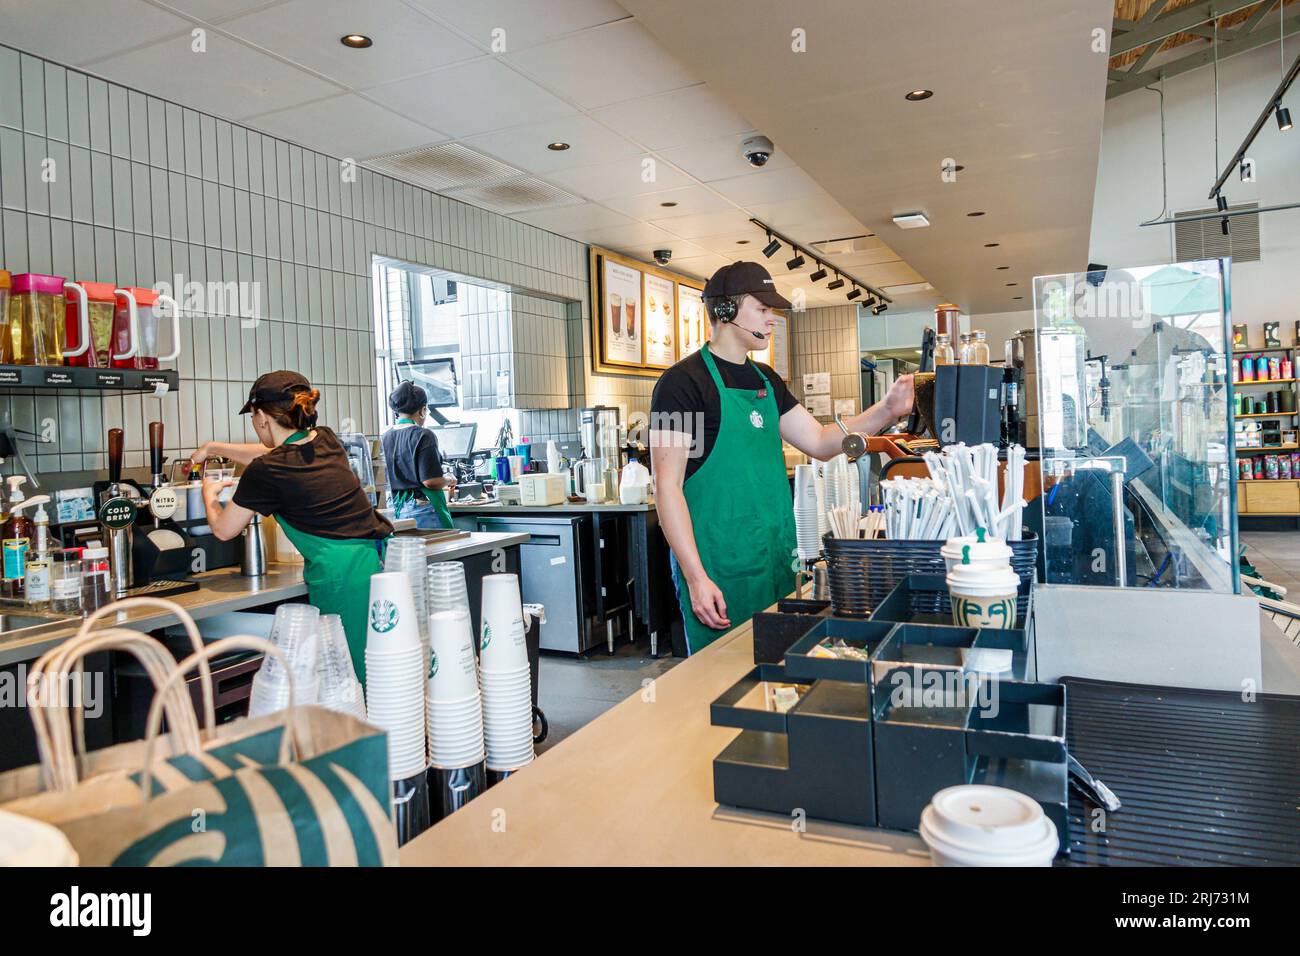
<box><xmin>385</xmin><ymin>537</ymin><xmax>430</xmax><ymax>666</ymax></box>
<box><xmin>793</xmin><ymin>464</ymin><xmax>822</xmax><ymax>561</ymax></box>
<box><xmin>426</xmin><ymin>609</ymin><xmax>485</xmax><ymax>768</ymax></box>
<box><xmin>478</xmin><ymin>574</ymin><xmax>535</xmax><ymax>772</ymax></box>
<box><xmin>316</xmin><ymin>613</ymin><xmax>367</xmax><ymax>719</ymax></box>
<box><xmin>427</xmin><ymin>561</ymin><xmax>470</xmax><ymax>616</ymax></box>
<box><xmin>249</xmin><ymin>604</ymin><xmax>321</xmax><ymax>717</ymax></box>
<box><xmin>814</xmin><ymin>464</ymin><xmax>829</xmax><ymax>540</ymax></box>
<box><xmin>919</xmin><ymin>785</ymin><xmax>1059</xmax><ymax>866</ymax></box>
<box><xmin>364</xmin><ymin>571</ymin><xmax>427</xmax><ymax>780</ymax></box>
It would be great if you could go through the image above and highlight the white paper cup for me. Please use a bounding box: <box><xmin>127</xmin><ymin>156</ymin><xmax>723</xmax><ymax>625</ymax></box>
<box><xmin>919</xmin><ymin>785</ymin><xmax>1058</xmax><ymax>867</ymax></box>
<box><xmin>946</xmin><ymin>564</ymin><xmax>1019</xmax><ymax>629</ymax></box>
<box><xmin>479</xmin><ymin>574</ymin><xmax>528</xmax><ymax>673</ymax></box>
<box><xmin>366</xmin><ymin>571</ymin><xmax>422</xmax><ymax>652</ymax></box>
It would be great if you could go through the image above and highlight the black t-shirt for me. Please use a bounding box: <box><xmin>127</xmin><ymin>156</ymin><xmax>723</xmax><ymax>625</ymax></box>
<box><xmin>381</xmin><ymin>424</ymin><xmax>443</xmax><ymax>492</ymax></box>
<box><xmin>233</xmin><ymin>426</ymin><xmax>394</xmax><ymax>540</ymax></box>
<box><xmin>650</xmin><ymin>349</ymin><xmax>798</xmax><ymax>481</ymax></box>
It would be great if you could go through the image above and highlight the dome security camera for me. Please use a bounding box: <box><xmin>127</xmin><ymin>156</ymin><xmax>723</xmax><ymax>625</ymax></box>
<box><xmin>653</xmin><ymin>249</ymin><xmax>672</xmax><ymax>265</ymax></box>
<box><xmin>741</xmin><ymin>135</ymin><xmax>774</xmax><ymax>167</ymax></box>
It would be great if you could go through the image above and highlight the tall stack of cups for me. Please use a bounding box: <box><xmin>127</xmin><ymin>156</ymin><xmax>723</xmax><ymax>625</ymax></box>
<box><xmin>364</xmin><ymin>572</ymin><xmax>428</xmax><ymax>780</ymax></box>
<box><xmin>478</xmin><ymin>574</ymin><xmax>535</xmax><ymax>772</ymax></box>
<box><xmin>426</xmin><ymin>609</ymin><xmax>485</xmax><ymax>768</ymax></box>
<box><xmin>316</xmin><ymin>613</ymin><xmax>367</xmax><ymax>719</ymax></box>
<box><xmin>814</xmin><ymin>463</ymin><xmax>829</xmax><ymax>541</ymax></box>
<box><xmin>385</xmin><ymin>537</ymin><xmax>430</xmax><ymax>667</ymax></box>
<box><xmin>793</xmin><ymin>464</ymin><xmax>821</xmax><ymax>562</ymax></box>
<box><xmin>249</xmin><ymin>604</ymin><xmax>321</xmax><ymax>717</ymax></box>
<box><xmin>944</xmin><ymin>528</ymin><xmax>1019</xmax><ymax>630</ymax></box>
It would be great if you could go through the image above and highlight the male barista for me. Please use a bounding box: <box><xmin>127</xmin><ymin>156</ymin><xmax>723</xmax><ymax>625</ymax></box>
<box><xmin>650</xmin><ymin>261</ymin><xmax>914</xmax><ymax>654</ymax></box>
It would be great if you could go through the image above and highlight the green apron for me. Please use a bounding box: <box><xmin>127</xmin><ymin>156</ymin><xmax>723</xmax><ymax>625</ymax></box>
<box><xmin>676</xmin><ymin>344</ymin><xmax>798</xmax><ymax>654</ymax></box>
<box><xmin>271</xmin><ymin>429</ymin><xmax>384</xmax><ymax>685</ymax></box>
<box><xmin>388</xmin><ymin>418</ymin><xmax>453</xmax><ymax>528</ymax></box>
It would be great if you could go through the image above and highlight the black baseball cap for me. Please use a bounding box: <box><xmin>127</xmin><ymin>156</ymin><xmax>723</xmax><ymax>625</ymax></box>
<box><xmin>238</xmin><ymin>370</ymin><xmax>313</xmax><ymax>414</ymax></box>
<box><xmin>703</xmin><ymin>260</ymin><xmax>793</xmax><ymax>310</ymax></box>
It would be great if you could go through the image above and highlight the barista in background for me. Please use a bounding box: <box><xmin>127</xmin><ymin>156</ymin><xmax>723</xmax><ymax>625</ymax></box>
<box><xmin>191</xmin><ymin>370</ymin><xmax>393</xmax><ymax>683</ymax></box>
<box><xmin>382</xmin><ymin>381</ymin><xmax>457</xmax><ymax>530</ymax></box>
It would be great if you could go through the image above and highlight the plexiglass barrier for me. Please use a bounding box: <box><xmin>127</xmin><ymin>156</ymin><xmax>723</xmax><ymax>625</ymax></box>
<box><xmin>1031</xmin><ymin>260</ymin><xmax>1237</xmax><ymax>593</ymax></box>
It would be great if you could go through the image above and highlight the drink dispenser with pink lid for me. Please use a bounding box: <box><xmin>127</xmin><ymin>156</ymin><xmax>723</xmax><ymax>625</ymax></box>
<box><xmin>7</xmin><ymin>273</ymin><xmax>68</xmax><ymax>365</ymax></box>
<box><xmin>111</xmin><ymin>287</ymin><xmax>180</xmax><ymax>370</ymax></box>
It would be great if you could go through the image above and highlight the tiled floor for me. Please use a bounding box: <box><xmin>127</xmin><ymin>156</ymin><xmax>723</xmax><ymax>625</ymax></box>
<box><xmin>1240</xmin><ymin>529</ymin><xmax>1300</xmax><ymax>592</ymax></box>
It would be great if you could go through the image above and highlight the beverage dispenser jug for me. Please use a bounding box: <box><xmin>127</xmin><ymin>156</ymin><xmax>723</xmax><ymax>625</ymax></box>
<box><xmin>111</xmin><ymin>287</ymin><xmax>180</xmax><ymax>370</ymax></box>
<box><xmin>8</xmin><ymin>273</ymin><xmax>68</xmax><ymax>365</ymax></box>
<box><xmin>0</xmin><ymin>271</ymin><xmax>9</xmax><ymax>361</ymax></box>
<box><xmin>63</xmin><ymin>280</ymin><xmax>115</xmax><ymax>367</ymax></box>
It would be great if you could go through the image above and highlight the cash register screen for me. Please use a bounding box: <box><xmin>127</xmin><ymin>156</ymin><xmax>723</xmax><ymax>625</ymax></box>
<box><xmin>431</xmin><ymin>423</ymin><xmax>477</xmax><ymax>459</ymax></box>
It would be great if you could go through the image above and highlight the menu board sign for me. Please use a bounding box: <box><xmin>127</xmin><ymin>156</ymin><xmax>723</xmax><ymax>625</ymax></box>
<box><xmin>643</xmin><ymin>273</ymin><xmax>676</xmax><ymax>368</ymax></box>
<box><xmin>676</xmin><ymin>283</ymin><xmax>708</xmax><ymax>358</ymax></box>
<box><xmin>601</xmin><ymin>258</ymin><xmax>643</xmax><ymax>367</ymax></box>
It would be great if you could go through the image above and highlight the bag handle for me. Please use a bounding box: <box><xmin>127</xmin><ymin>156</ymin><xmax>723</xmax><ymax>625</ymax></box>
<box><xmin>79</xmin><ymin>597</ymin><xmax>216</xmax><ymax>730</ymax></box>
<box><xmin>27</xmin><ymin>629</ymin><xmax>203</xmax><ymax>793</ymax></box>
<box><xmin>138</xmin><ymin>637</ymin><xmax>299</xmax><ymax>802</ymax></box>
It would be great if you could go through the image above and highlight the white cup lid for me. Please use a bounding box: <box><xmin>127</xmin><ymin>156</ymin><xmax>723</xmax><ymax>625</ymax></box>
<box><xmin>942</xmin><ymin>531</ymin><xmax>1012</xmax><ymax>564</ymax></box>
<box><xmin>946</xmin><ymin>562</ymin><xmax>1019</xmax><ymax>592</ymax></box>
<box><xmin>921</xmin><ymin>785</ymin><xmax>1057</xmax><ymax>855</ymax></box>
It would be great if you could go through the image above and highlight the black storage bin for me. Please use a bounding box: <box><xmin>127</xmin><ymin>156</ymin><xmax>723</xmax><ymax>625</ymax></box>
<box><xmin>783</xmin><ymin>618</ymin><xmax>893</xmax><ymax>685</ymax></box>
<box><xmin>823</xmin><ymin>533</ymin><xmax>1037</xmax><ymax>619</ymax></box>
<box><xmin>751</xmin><ymin>599</ymin><xmax>830</xmax><ymax>664</ymax></box>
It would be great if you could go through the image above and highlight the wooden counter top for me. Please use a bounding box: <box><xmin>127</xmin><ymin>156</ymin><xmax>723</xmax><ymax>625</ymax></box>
<box><xmin>400</xmin><ymin>612</ymin><xmax>930</xmax><ymax>866</ymax></box>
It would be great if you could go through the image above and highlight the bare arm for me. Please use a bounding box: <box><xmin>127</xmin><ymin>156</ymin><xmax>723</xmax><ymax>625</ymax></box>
<box><xmin>191</xmin><ymin>441</ymin><xmax>271</xmax><ymax>467</ymax></box>
<box><xmin>421</xmin><ymin>474</ymin><xmax>458</xmax><ymax>491</ymax></box>
<box><xmin>778</xmin><ymin>374</ymin><xmax>916</xmax><ymax>461</ymax></box>
<box><xmin>202</xmin><ymin>480</ymin><xmax>255</xmax><ymax>541</ymax></box>
<box><xmin>650</xmin><ymin>430</ymin><xmax>730</xmax><ymax>629</ymax></box>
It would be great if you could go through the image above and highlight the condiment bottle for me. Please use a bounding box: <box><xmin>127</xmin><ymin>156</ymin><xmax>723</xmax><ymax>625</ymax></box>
<box><xmin>50</xmin><ymin>549</ymin><xmax>83</xmax><ymax>614</ymax></box>
<box><xmin>934</xmin><ymin>333</ymin><xmax>955</xmax><ymax>366</ymax></box>
<box><xmin>969</xmin><ymin>330</ymin><xmax>991</xmax><ymax>365</ymax></box>
<box><xmin>79</xmin><ymin>547</ymin><xmax>112</xmax><ymax>613</ymax></box>
<box><xmin>24</xmin><ymin>549</ymin><xmax>50</xmax><ymax>609</ymax></box>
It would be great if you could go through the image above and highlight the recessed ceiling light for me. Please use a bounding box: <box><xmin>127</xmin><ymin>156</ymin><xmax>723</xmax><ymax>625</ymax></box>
<box><xmin>996</xmin><ymin>266</ymin><xmax>1010</xmax><ymax>270</ymax></box>
<box><xmin>736</xmin><ymin>240</ymin><xmax>749</xmax><ymax>245</ymax></box>
<box><xmin>892</xmin><ymin>213</ymin><xmax>930</xmax><ymax>229</ymax></box>
<box><xmin>905</xmin><ymin>89</ymin><xmax>933</xmax><ymax>101</ymax></box>
<box><xmin>984</xmin><ymin>243</ymin><xmax>1000</xmax><ymax>248</ymax></box>
<box><xmin>659</xmin><ymin>201</ymin><xmax>677</xmax><ymax>207</ymax></box>
<box><xmin>1006</xmin><ymin>282</ymin><xmax>1018</xmax><ymax>287</ymax></box>
<box><xmin>546</xmin><ymin>142</ymin><xmax>570</xmax><ymax>151</ymax></box>
<box><xmin>340</xmin><ymin>34</ymin><xmax>373</xmax><ymax>48</ymax></box>
<box><xmin>1012</xmin><ymin>296</ymin><xmax>1024</xmax><ymax>300</ymax></box>
<box><xmin>967</xmin><ymin>211</ymin><xmax>986</xmax><ymax>217</ymax></box>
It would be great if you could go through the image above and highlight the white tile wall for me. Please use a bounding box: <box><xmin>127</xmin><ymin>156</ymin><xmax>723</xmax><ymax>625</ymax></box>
<box><xmin>0</xmin><ymin>42</ymin><xmax>594</xmax><ymax>475</ymax></box>
<box><xmin>790</xmin><ymin>305</ymin><xmax>863</xmax><ymax>421</ymax></box>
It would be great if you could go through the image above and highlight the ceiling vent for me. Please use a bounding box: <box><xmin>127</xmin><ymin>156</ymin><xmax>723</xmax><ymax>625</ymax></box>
<box><xmin>363</xmin><ymin>142</ymin><xmax>522</xmax><ymax>192</ymax></box>
<box><xmin>1173</xmin><ymin>202</ymin><xmax>1261</xmax><ymax>264</ymax></box>
<box><xmin>444</xmin><ymin>175</ymin><xmax>583</xmax><ymax>215</ymax></box>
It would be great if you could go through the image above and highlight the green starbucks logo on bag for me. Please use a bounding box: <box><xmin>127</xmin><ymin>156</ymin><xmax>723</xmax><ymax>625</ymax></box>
<box><xmin>370</xmin><ymin>599</ymin><xmax>399</xmax><ymax>633</ymax></box>
<box><xmin>480</xmin><ymin>621</ymin><xmax>492</xmax><ymax>651</ymax></box>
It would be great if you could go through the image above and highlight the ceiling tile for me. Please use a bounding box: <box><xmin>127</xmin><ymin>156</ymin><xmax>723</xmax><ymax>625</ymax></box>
<box><xmin>648</xmin><ymin>209</ymin><xmax>756</xmax><ymax>240</ymax></box>
<box><xmin>367</xmin><ymin>57</ymin><xmax>576</xmax><ymax>138</ymax></box>
<box><xmin>745</xmin><ymin>192</ymin><xmax>865</xmax><ymax>238</ymax></box>
<box><xmin>87</xmin><ymin>30</ymin><xmax>341</xmax><ymax>120</ymax></box>
<box><xmin>691</xmin><ymin>231</ymin><xmax>768</xmax><ymax>256</ymax></box>
<box><xmin>462</xmin><ymin>114</ymin><xmax>642</xmax><ymax>174</ymax></box>
<box><xmin>512</xmin><ymin>202</ymin><xmax>633</xmax><ymax>234</ymax></box>
<box><xmin>601</xmin><ymin>185</ymin><xmax>735</xmax><ymax>222</ymax></box>
<box><xmin>707</xmin><ymin>165</ymin><xmax>826</xmax><ymax>204</ymax></box>
<box><xmin>576</xmin><ymin>221</ymin><xmax>695</xmax><ymax>259</ymax></box>
<box><xmin>221</xmin><ymin>0</ymin><xmax>482</xmax><ymax>88</ymax></box>
<box><xmin>410</xmin><ymin>0</ymin><xmax>628</xmax><ymax>51</ymax></box>
<box><xmin>245</xmin><ymin>93</ymin><xmax>447</xmax><ymax>160</ymax></box>
<box><xmin>503</xmin><ymin>19</ymin><xmax>697</xmax><ymax>109</ymax></box>
<box><xmin>657</xmin><ymin>131</ymin><xmax>794</xmax><ymax>183</ymax></box>
<box><xmin>1</xmin><ymin>0</ymin><xmax>192</xmax><ymax>66</ymax></box>
<box><xmin>544</xmin><ymin>155</ymin><xmax>693</xmax><ymax>202</ymax></box>
<box><xmin>667</xmin><ymin>252</ymin><xmax>730</xmax><ymax>282</ymax></box>
<box><xmin>149</xmin><ymin>0</ymin><xmax>291</xmax><ymax>23</ymax></box>
<box><xmin>590</xmin><ymin>84</ymin><xmax>753</xmax><ymax>150</ymax></box>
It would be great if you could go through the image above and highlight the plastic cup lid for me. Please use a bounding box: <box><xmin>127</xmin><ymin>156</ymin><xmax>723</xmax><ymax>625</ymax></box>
<box><xmin>946</xmin><ymin>563</ymin><xmax>1019</xmax><ymax>592</ymax></box>
<box><xmin>921</xmin><ymin>785</ymin><xmax>1057</xmax><ymax>855</ymax></box>
<box><xmin>942</xmin><ymin>531</ymin><xmax>1013</xmax><ymax>564</ymax></box>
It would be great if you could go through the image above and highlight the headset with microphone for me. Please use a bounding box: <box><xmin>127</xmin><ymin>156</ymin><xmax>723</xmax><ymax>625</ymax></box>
<box><xmin>711</xmin><ymin>294</ymin><xmax>769</xmax><ymax>342</ymax></box>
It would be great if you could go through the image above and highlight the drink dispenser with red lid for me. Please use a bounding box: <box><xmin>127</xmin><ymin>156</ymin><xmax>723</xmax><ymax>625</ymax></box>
<box><xmin>111</xmin><ymin>287</ymin><xmax>181</xmax><ymax>370</ymax></box>
<box><xmin>63</xmin><ymin>280</ymin><xmax>115</xmax><ymax>367</ymax></box>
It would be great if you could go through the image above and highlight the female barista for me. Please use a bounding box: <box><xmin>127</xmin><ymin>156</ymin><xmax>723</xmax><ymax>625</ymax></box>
<box><xmin>192</xmin><ymin>370</ymin><xmax>394</xmax><ymax>683</ymax></box>
<box><xmin>381</xmin><ymin>381</ymin><xmax>457</xmax><ymax>529</ymax></box>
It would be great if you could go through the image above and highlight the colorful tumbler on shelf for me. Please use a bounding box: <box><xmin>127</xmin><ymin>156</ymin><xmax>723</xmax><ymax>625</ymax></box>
<box><xmin>1241</xmin><ymin>355</ymin><xmax>1255</xmax><ymax>382</ymax></box>
<box><xmin>63</xmin><ymin>281</ymin><xmax>115</xmax><ymax>367</ymax></box>
<box><xmin>111</xmin><ymin>287</ymin><xmax>181</xmax><ymax>370</ymax></box>
<box><xmin>8</xmin><ymin>273</ymin><xmax>68</xmax><ymax>365</ymax></box>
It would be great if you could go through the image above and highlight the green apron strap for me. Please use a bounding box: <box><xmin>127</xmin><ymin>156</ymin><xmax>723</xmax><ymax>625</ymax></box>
<box><xmin>276</xmin><ymin>518</ymin><xmax>383</xmax><ymax>686</ymax></box>
<box><xmin>675</xmin><ymin>344</ymin><xmax>797</xmax><ymax>654</ymax></box>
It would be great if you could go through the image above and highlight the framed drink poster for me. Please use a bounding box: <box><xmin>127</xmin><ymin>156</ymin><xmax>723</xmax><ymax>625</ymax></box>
<box><xmin>750</xmin><ymin>312</ymin><xmax>790</xmax><ymax>381</ymax></box>
<box><xmin>643</xmin><ymin>272</ymin><xmax>676</xmax><ymax>368</ymax></box>
<box><xmin>676</xmin><ymin>283</ymin><xmax>708</xmax><ymax>358</ymax></box>
<box><xmin>600</xmin><ymin>255</ymin><xmax>644</xmax><ymax>368</ymax></box>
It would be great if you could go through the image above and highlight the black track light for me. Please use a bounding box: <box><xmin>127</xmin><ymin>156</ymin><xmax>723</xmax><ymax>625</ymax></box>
<box><xmin>809</xmin><ymin>266</ymin><xmax>827</xmax><ymax>282</ymax></box>
<box><xmin>863</xmin><ymin>295</ymin><xmax>877</xmax><ymax>309</ymax></box>
<box><xmin>1221</xmin><ymin>217</ymin><xmax>1231</xmax><ymax>236</ymax></box>
<box><xmin>1277</xmin><ymin>102</ymin><xmax>1293</xmax><ymax>131</ymax></box>
<box><xmin>762</xmin><ymin>234</ymin><xmax>781</xmax><ymax>258</ymax></box>
<box><xmin>846</xmin><ymin>287</ymin><xmax>862</xmax><ymax>301</ymax></box>
<box><xmin>827</xmin><ymin>275</ymin><xmax>845</xmax><ymax>291</ymax></box>
<box><xmin>1216</xmin><ymin>193</ymin><xmax>1229</xmax><ymax>212</ymax></box>
<box><xmin>786</xmin><ymin>253</ymin><xmax>805</xmax><ymax>270</ymax></box>
<box><xmin>871</xmin><ymin>301</ymin><xmax>887</xmax><ymax>316</ymax></box>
